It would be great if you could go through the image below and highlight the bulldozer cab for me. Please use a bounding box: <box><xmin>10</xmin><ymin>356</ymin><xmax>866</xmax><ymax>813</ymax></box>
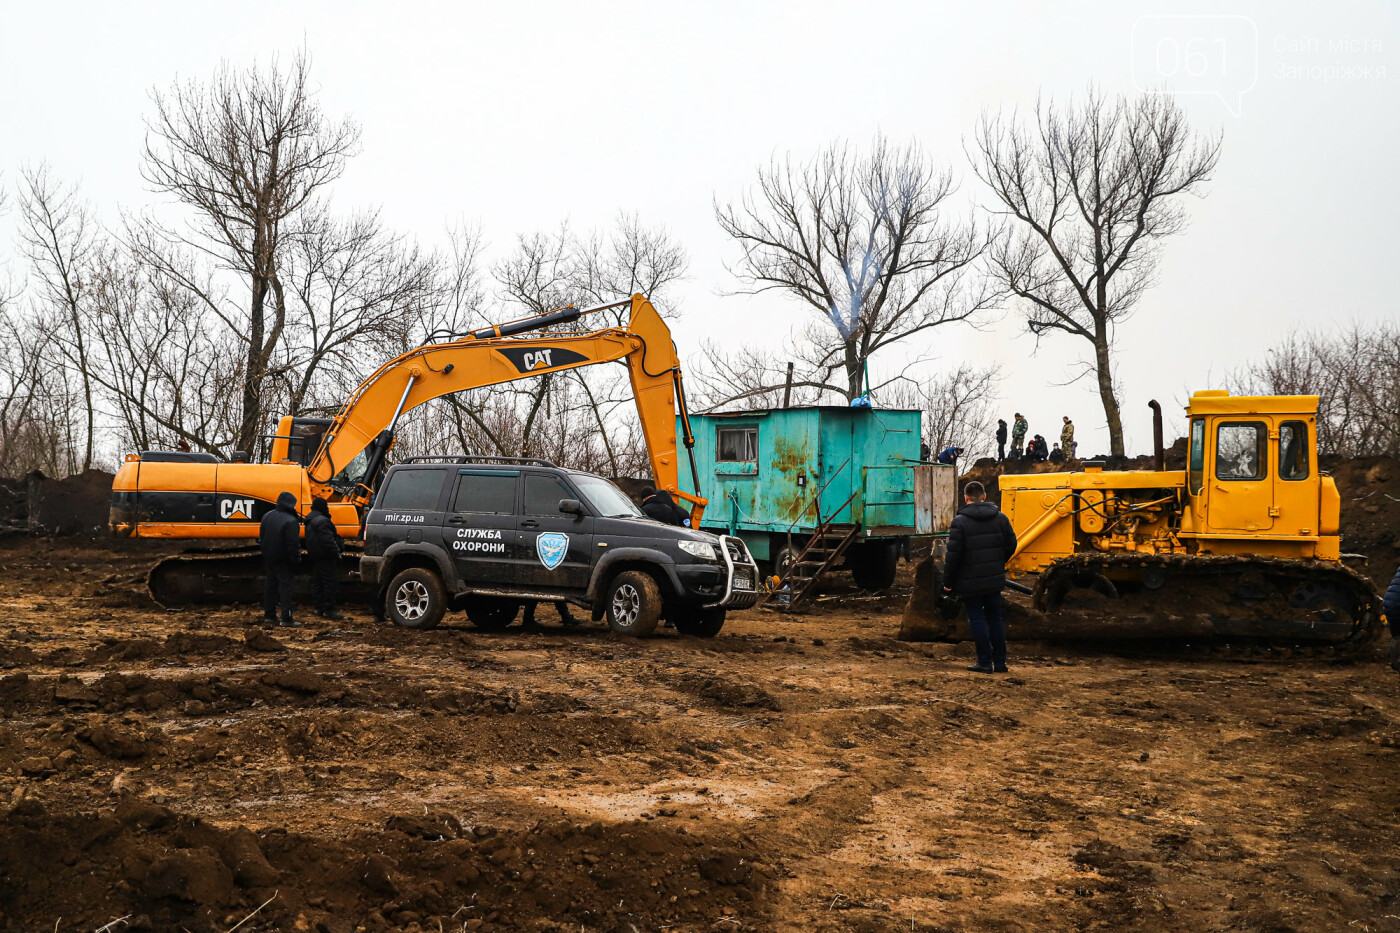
<box><xmin>1185</xmin><ymin>391</ymin><xmax>1322</xmax><ymax>540</ymax></box>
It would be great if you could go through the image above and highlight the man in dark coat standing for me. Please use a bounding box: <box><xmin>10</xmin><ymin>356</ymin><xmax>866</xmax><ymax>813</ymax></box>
<box><xmin>305</xmin><ymin>497</ymin><xmax>344</xmax><ymax>621</ymax></box>
<box><xmin>942</xmin><ymin>480</ymin><xmax>1018</xmax><ymax>673</ymax></box>
<box><xmin>1385</xmin><ymin>563</ymin><xmax>1400</xmax><ymax>673</ymax></box>
<box><xmin>641</xmin><ymin>487</ymin><xmax>690</xmax><ymax>526</ymax></box>
<box><xmin>260</xmin><ymin>490</ymin><xmax>302</xmax><ymax>627</ymax></box>
<box><xmin>996</xmin><ymin>420</ymin><xmax>1008</xmax><ymax>462</ymax></box>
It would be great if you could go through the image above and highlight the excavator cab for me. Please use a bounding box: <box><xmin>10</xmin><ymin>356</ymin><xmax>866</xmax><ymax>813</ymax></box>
<box><xmin>268</xmin><ymin>417</ymin><xmax>333</xmax><ymax>467</ymax></box>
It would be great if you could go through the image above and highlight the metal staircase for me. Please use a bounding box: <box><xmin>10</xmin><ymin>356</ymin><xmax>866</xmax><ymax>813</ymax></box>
<box><xmin>759</xmin><ymin>490</ymin><xmax>862</xmax><ymax>611</ymax></box>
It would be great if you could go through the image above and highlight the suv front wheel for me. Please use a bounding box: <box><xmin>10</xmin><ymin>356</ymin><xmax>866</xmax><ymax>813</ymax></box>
<box><xmin>672</xmin><ymin>606</ymin><xmax>726</xmax><ymax>638</ymax></box>
<box><xmin>386</xmin><ymin>567</ymin><xmax>447</xmax><ymax>630</ymax></box>
<box><xmin>605</xmin><ymin>571</ymin><xmax>662</xmax><ymax>637</ymax></box>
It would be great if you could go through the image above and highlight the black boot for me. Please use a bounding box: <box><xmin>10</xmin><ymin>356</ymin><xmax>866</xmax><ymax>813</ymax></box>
<box><xmin>966</xmin><ymin>663</ymin><xmax>994</xmax><ymax>674</ymax></box>
<box><xmin>279</xmin><ymin>614</ymin><xmax>302</xmax><ymax>629</ymax></box>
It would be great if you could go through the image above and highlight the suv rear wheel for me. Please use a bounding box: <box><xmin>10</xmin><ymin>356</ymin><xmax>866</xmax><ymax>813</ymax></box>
<box><xmin>465</xmin><ymin>596</ymin><xmax>520</xmax><ymax>632</ymax></box>
<box><xmin>386</xmin><ymin>567</ymin><xmax>447</xmax><ymax>630</ymax></box>
<box><xmin>606</xmin><ymin>571</ymin><xmax>662</xmax><ymax>637</ymax></box>
<box><xmin>672</xmin><ymin>606</ymin><xmax>726</xmax><ymax>638</ymax></box>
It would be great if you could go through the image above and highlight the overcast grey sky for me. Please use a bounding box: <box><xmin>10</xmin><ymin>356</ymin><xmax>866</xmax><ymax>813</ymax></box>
<box><xmin>1</xmin><ymin>0</ymin><xmax>1396</xmax><ymax>455</ymax></box>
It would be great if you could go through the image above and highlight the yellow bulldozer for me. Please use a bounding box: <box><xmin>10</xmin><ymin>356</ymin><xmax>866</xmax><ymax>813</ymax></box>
<box><xmin>999</xmin><ymin>391</ymin><xmax>1381</xmax><ymax>649</ymax></box>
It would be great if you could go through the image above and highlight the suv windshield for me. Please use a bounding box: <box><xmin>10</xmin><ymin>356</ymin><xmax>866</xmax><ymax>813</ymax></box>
<box><xmin>574</xmin><ymin>474</ymin><xmax>643</xmax><ymax>518</ymax></box>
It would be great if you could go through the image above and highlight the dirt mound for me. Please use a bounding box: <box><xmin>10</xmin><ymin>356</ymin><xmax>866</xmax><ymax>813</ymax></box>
<box><xmin>0</xmin><ymin>798</ymin><xmax>771</xmax><ymax>932</ymax></box>
<box><xmin>27</xmin><ymin>469</ymin><xmax>116</xmax><ymax>535</ymax></box>
<box><xmin>1324</xmin><ymin>455</ymin><xmax>1400</xmax><ymax>587</ymax></box>
<box><xmin>960</xmin><ymin>440</ymin><xmax>1189</xmax><ymax>505</ymax></box>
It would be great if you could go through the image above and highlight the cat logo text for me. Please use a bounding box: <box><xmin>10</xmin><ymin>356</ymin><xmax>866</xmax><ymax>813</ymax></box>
<box><xmin>220</xmin><ymin>498</ymin><xmax>256</xmax><ymax>520</ymax></box>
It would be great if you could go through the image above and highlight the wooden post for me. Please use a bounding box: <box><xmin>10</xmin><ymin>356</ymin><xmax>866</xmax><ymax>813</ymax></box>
<box><xmin>782</xmin><ymin>362</ymin><xmax>794</xmax><ymax>409</ymax></box>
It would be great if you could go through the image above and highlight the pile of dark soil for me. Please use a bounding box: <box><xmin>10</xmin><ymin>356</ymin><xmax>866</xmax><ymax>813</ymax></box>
<box><xmin>1324</xmin><ymin>455</ymin><xmax>1400</xmax><ymax>587</ymax></box>
<box><xmin>960</xmin><ymin>439</ymin><xmax>1188</xmax><ymax>505</ymax></box>
<box><xmin>0</xmin><ymin>469</ymin><xmax>115</xmax><ymax>536</ymax></box>
<box><xmin>0</xmin><ymin>797</ymin><xmax>770</xmax><ymax>933</ymax></box>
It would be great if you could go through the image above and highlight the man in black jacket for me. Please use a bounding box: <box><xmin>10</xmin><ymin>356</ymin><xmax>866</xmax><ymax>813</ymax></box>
<box><xmin>942</xmin><ymin>480</ymin><xmax>1018</xmax><ymax>673</ymax></box>
<box><xmin>259</xmin><ymin>490</ymin><xmax>302</xmax><ymax>627</ymax></box>
<box><xmin>305</xmin><ymin>497</ymin><xmax>344</xmax><ymax>621</ymax></box>
<box><xmin>641</xmin><ymin>487</ymin><xmax>690</xmax><ymax>526</ymax></box>
<box><xmin>1385</xmin><ymin>563</ymin><xmax>1400</xmax><ymax>673</ymax></box>
<box><xmin>996</xmin><ymin>419</ymin><xmax>1008</xmax><ymax>462</ymax></box>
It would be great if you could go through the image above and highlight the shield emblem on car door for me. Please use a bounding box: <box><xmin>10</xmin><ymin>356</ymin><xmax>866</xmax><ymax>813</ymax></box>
<box><xmin>536</xmin><ymin>532</ymin><xmax>569</xmax><ymax>570</ymax></box>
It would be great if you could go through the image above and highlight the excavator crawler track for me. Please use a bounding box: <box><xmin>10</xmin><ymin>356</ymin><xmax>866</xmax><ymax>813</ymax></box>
<box><xmin>1031</xmin><ymin>552</ymin><xmax>1382</xmax><ymax>658</ymax></box>
<box><xmin>147</xmin><ymin>546</ymin><xmax>371</xmax><ymax>608</ymax></box>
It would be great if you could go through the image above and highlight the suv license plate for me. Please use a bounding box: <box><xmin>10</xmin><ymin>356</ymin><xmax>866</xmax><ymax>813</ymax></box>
<box><xmin>733</xmin><ymin>573</ymin><xmax>753</xmax><ymax>591</ymax></box>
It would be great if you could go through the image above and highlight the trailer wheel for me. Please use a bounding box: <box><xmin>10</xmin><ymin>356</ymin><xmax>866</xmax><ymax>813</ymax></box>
<box><xmin>772</xmin><ymin>543</ymin><xmax>800</xmax><ymax>581</ymax></box>
<box><xmin>850</xmin><ymin>543</ymin><xmax>899</xmax><ymax>591</ymax></box>
<box><xmin>386</xmin><ymin>568</ymin><xmax>447</xmax><ymax>630</ymax></box>
<box><xmin>672</xmin><ymin>607</ymin><xmax>726</xmax><ymax>638</ymax></box>
<box><xmin>605</xmin><ymin>571</ymin><xmax>662</xmax><ymax>637</ymax></box>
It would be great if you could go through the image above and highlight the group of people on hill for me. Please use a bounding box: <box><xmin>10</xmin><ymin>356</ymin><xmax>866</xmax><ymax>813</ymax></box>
<box><xmin>926</xmin><ymin>414</ymin><xmax>1079</xmax><ymax>469</ymax></box>
<box><xmin>996</xmin><ymin>414</ymin><xmax>1077</xmax><ymax>464</ymax></box>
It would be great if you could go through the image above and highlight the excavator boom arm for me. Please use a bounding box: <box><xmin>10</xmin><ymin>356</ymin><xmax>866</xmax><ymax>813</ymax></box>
<box><xmin>309</xmin><ymin>294</ymin><xmax>703</xmax><ymax>518</ymax></box>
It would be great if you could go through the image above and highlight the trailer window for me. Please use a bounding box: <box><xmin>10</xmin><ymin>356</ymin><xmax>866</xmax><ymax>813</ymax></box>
<box><xmin>1216</xmin><ymin>423</ymin><xmax>1267</xmax><ymax>481</ymax></box>
<box><xmin>379</xmin><ymin>469</ymin><xmax>447</xmax><ymax>511</ymax></box>
<box><xmin>717</xmin><ymin>426</ymin><xmax>758</xmax><ymax>462</ymax></box>
<box><xmin>452</xmin><ymin>470</ymin><xmax>518</xmax><ymax>514</ymax></box>
<box><xmin>1189</xmin><ymin>418</ymin><xmax>1205</xmax><ymax>494</ymax></box>
<box><xmin>1280</xmin><ymin>421</ymin><xmax>1309</xmax><ymax>480</ymax></box>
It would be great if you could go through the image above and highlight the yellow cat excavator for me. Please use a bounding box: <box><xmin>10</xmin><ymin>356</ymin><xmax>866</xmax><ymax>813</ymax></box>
<box><xmin>110</xmin><ymin>294</ymin><xmax>706</xmax><ymax>604</ymax></box>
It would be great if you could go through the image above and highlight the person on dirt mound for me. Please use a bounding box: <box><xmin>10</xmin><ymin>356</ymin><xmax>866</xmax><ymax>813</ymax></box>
<box><xmin>942</xmin><ymin>480</ymin><xmax>1017</xmax><ymax>674</ymax></box>
<box><xmin>260</xmin><ymin>490</ymin><xmax>302</xmax><ymax>628</ymax></box>
<box><xmin>1060</xmin><ymin>416</ymin><xmax>1075</xmax><ymax>459</ymax></box>
<box><xmin>1385</xmin><ymin>563</ymin><xmax>1400</xmax><ymax>673</ymax></box>
<box><xmin>996</xmin><ymin>419</ymin><xmax>1008</xmax><ymax>461</ymax></box>
<box><xmin>305</xmin><ymin>497</ymin><xmax>345</xmax><ymax>622</ymax></box>
<box><xmin>1011</xmin><ymin>412</ymin><xmax>1028</xmax><ymax>458</ymax></box>
<box><xmin>641</xmin><ymin>487</ymin><xmax>690</xmax><ymax>526</ymax></box>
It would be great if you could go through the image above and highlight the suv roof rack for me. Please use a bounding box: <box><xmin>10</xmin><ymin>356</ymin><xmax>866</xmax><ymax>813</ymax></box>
<box><xmin>400</xmin><ymin>455</ymin><xmax>558</xmax><ymax>467</ymax></box>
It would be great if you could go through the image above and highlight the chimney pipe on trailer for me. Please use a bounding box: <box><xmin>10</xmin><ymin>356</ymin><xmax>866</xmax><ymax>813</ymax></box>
<box><xmin>1148</xmin><ymin>399</ymin><xmax>1165</xmax><ymax>470</ymax></box>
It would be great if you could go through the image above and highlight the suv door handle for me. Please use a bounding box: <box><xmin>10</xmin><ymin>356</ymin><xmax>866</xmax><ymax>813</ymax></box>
<box><xmin>521</xmin><ymin>520</ymin><xmax>539</xmax><ymax>529</ymax></box>
<box><xmin>447</xmin><ymin>516</ymin><xmax>468</xmax><ymax>525</ymax></box>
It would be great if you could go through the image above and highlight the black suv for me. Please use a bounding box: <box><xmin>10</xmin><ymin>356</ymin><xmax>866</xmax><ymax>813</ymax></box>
<box><xmin>360</xmin><ymin>457</ymin><xmax>760</xmax><ymax>637</ymax></box>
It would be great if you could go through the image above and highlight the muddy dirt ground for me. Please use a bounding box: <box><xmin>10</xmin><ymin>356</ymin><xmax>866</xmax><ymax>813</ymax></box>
<box><xmin>2</xmin><ymin>538</ymin><xmax>1400</xmax><ymax>933</ymax></box>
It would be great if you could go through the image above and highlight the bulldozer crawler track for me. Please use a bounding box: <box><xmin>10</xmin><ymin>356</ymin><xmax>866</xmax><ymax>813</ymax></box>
<box><xmin>1031</xmin><ymin>552</ymin><xmax>1382</xmax><ymax>659</ymax></box>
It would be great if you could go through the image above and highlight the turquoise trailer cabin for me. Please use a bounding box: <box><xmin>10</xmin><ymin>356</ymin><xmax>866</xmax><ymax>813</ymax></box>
<box><xmin>680</xmin><ymin>406</ymin><xmax>956</xmax><ymax>590</ymax></box>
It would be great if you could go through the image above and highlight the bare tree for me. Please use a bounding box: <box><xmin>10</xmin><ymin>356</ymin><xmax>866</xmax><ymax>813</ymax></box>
<box><xmin>1231</xmin><ymin>322</ymin><xmax>1400</xmax><ymax>458</ymax></box>
<box><xmin>139</xmin><ymin>51</ymin><xmax>361</xmax><ymax>452</ymax></box>
<box><xmin>881</xmin><ymin>363</ymin><xmax>1003</xmax><ymax>462</ymax></box>
<box><xmin>275</xmin><ymin>205</ymin><xmax>444</xmax><ymax>416</ymax></box>
<box><xmin>16</xmin><ymin>165</ymin><xmax>101</xmax><ymax>471</ymax></box>
<box><xmin>971</xmin><ymin>87</ymin><xmax>1221</xmax><ymax>456</ymax></box>
<box><xmin>479</xmin><ymin>216</ymin><xmax>689</xmax><ymax>476</ymax></box>
<box><xmin>716</xmin><ymin>135</ymin><xmax>991</xmax><ymax>401</ymax></box>
<box><xmin>87</xmin><ymin>243</ymin><xmax>244</xmax><ymax>455</ymax></box>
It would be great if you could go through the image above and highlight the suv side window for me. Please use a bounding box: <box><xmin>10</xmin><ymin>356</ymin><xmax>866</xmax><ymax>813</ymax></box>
<box><xmin>523</xmin><ymin>473</ymin><xmax>576</xmax><ymax>515</ymax></box>
<box><xmin>379</xmin><ymin>469</ymin><xmax>447</xmax><ymax>510</ymax></box>
<box><xmin>452</xmin><ymin>471</ymin><xmax>518</xmax><ymax>513</ymax></box>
